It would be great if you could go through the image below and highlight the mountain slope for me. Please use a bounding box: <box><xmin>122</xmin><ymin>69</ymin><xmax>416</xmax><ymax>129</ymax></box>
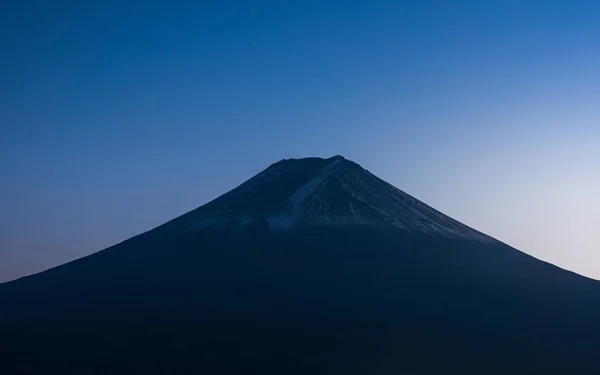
<box><xmin>1</xmin><ymin>156</ymin><xmax>600</xmax><ymax>375</ymax></box>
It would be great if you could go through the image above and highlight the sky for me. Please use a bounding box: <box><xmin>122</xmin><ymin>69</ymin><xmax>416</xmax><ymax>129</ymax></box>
<box><xmin>1</xmin><ymin>0</ymin><xmax>599</xmax><ymax>282</ymax></box>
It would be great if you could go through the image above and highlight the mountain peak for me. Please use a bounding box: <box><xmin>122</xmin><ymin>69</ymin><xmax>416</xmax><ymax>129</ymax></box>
<box><xmin>167</xmin><ymin>156</ymin><xmax>494</xmax><ymax>243</ymax></box>
<box><xmin>267</xmin><ymin>154</ymin><xmax>349</xmax><ymax>169</ymax></box>
<box><xmin>328</xmin><ymin>154</ymin><xmax>347</xmax><ymax>161</ymax></box>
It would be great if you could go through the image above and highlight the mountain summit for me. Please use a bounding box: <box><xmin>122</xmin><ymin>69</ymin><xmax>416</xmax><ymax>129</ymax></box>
<box><xmin>166</xmin><ymin>155</ymin><xmax>493</xmax><ymax>243</ymax></box>
<box><xmin>2</xmin><ymin>156</ymin><xmax>600</xmax><ymax>375</ymax></box>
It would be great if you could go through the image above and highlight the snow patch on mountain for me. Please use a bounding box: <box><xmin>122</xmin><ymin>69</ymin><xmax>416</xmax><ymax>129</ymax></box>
<box><xmin>265</xmin><ymin>157</ymin><xmax>343</xmax><ymax>230</ymax></box>
<box><xmin>170</xmin><ymin>156</ymin><xmax>496</xmax><ymax>244</ymax></box>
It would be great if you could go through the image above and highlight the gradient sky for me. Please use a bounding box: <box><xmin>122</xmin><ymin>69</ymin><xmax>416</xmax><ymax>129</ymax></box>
<box><xmin>1</xmin><ymin>0</ymin><xmax>599</xmax><ymax>282</ymax></box>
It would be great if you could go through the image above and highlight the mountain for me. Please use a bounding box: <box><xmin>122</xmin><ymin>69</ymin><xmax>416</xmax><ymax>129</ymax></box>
<box><xmin>1</xmin><ymin>155</ymin><xmax>600</xmax><ymax>374</ymax></box>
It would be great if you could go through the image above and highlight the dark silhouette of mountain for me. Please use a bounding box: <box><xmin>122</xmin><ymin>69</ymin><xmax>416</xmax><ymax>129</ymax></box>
<box><xmin>1</xmin><ymin>155</ymin><xmax>599</xmax><ymax>374</ymax></box>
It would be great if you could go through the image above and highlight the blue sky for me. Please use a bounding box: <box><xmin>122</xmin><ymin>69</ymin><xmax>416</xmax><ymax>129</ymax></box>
<box><xmin>1</xmin><ymin>0</ymin><xmax>599</xmax><ymax>281</ymax></box>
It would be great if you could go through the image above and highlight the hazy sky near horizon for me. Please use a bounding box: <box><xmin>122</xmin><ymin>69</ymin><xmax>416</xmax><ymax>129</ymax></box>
<box><xmin>1</xmin><ymin>0</ymin><xmax>599</xmax><ymax>282</ymax></box>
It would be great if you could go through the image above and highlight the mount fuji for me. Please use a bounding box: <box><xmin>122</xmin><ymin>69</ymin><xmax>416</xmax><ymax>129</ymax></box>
<box><xmin>1</xmin><ymin>155</ymin><xmax>600</xmax><ymax>374</ymax></box>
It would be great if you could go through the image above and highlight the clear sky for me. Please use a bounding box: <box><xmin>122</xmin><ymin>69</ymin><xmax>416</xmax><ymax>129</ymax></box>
<box><xmin>1</xmin><ymin>0</ymin><xmax>599</xmax><ymax>282</ymax></box>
